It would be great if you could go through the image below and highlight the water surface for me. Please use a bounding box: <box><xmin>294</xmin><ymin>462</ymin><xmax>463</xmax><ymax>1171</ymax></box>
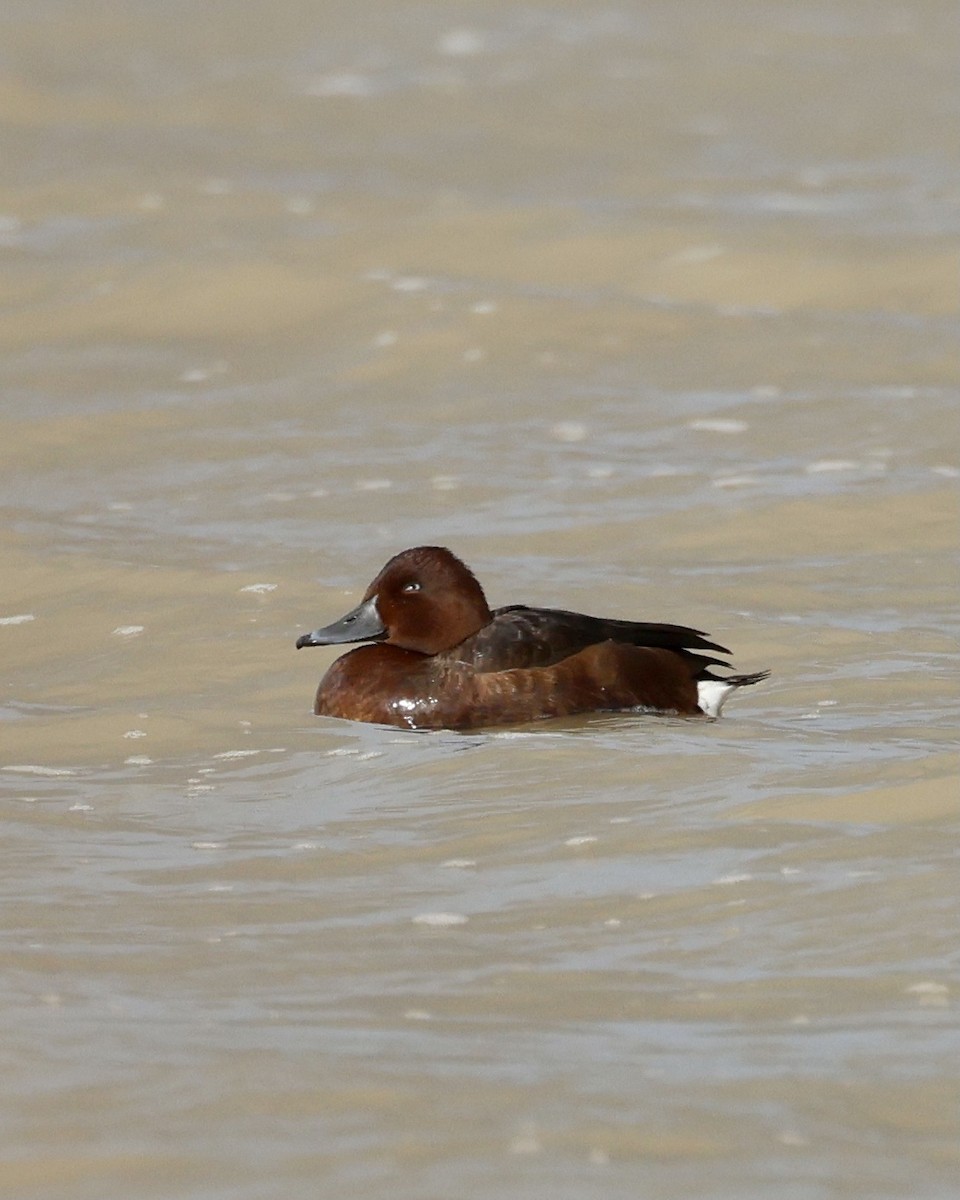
<box><xmin>1</xmin><ymin>2</ymin><xmax>958</xmax><ymax>1197</ymax></box>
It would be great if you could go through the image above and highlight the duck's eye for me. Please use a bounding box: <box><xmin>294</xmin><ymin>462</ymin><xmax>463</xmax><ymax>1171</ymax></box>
<box><xmin>401</xmin><ymin>580</ymin><xmax>421</xmax><ymax>594</ymax></box>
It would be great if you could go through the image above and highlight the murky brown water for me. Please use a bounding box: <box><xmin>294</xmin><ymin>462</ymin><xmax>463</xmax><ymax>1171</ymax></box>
<box><xmin>2</xmin><ymin>2</ymin><xmax>958</xmax><ymax>1197</ymax></box>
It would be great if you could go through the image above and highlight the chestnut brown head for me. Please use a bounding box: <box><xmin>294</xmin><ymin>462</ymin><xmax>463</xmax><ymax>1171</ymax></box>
<box><xmin>295</xmin><ymin>546</ymin><xmax>492</xmax><ymax>656</ymax></box>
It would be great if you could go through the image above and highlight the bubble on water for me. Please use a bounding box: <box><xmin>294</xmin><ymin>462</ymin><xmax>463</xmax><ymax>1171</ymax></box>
<box><xmin>905</xmin><ymin>981</ymin><xmax>949</xmax><ymax>1007</ymax></box>
<box><xmin>285</xmin><ymin>195</ymin><xmax>314</xmax><ymax>215</ymax></box>
<box><xmin>412</xmin><ymin>912</ymin><xmax>468</xmax><ymax>927</ymax></box>
<box><xmin>437</xmin><ymin>28</ymin><xmax>486</xmax><ymax>56</ymax></box>
<box><xmin>392</xmin><ymin>276</ymin><xmax>429</xmax><ymax>293</ymax></box>
<box><xmin>551</xmin><ymin>420</ymin><xmax>588</xmax><ymax>442</ymax></box>
<box><xmin>687</xmin><ymin>418</ymin><xmax>748</xmax><ymax>434</ymax></box>
<box><xmin>3</xmin><ymin>764</ymin><xmax>75</xmax><ymax>776</ymax></box>
<box><xmin>509</xmin><ymin>1123</ymin><xmax>543</xmax><ymax>1156</ymax></box>
<box><xmin>805</xmin><ymin>459</ymin><xmax>860</xmax><ymax>473</ymax></box>
<box><xmin>714</xmin><ymin>475</ymin><xmax>759</xmax><ymax>488</ymax></box>
<box><xmin>305</xmin><ymin>73</ymin><xmax>374</xmax><ymax>98</ymax></box>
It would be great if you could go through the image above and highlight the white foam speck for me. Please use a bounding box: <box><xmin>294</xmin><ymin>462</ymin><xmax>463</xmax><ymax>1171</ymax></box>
<box><xmin>123</xmin><ymin>730</ymin><xmax>146</xmax><ymax>739</ymax></box>
<box><xmin>240</xmin><ymin>583</ymin><xmax>277</xmax><ymax>594</ymax></box>
<box><xmin>565</xmin><ymin>836</ymin><xmax>598</xmax><ymax>847</ymax></box>
<box><xmin>604</xmin><ymin>918</ymin><xmax>622</xmax><ymax>928</ymax></box>
<box><xmin>437</xmin><ymin>28</ymin><xmax>486</xmax><ymax>56</ymax></box>
<box><xmin>412</xmin><ymin>912</ymin><xmax>468</xmax><ymax>927</ymax></box>
<box><xmin>404</xmin><ymin>1009</ymin><xmax>433</xmax><ymax>1021</ymax></box>
<box><xmin>670</xmin><ymin>243</ymin><xmax>724</xmax><ymax>264</ymax></box>
<box><xmin>805</xmin><ymin>459</ymin><xmax>860</xmax><ymax>473</ymax></box>
<box><xmin>714</xmin><ymin>873</ymin><xmax>753</xmax><ymax>885</ymax></box>
<box><xmin>213</xmin><ymin>749</ymin><xmax>260</xmax><ymax>759</ymax></box>
<box><xmin>714</xmin><ymin>474</ymin><xmax>758</xmax><ymax>490</ymax></box>
<box><xmin>392</xmin><ymin>275</ymin><xmax>429</xmax><ymax>293</ymax></box>
<box><xmin>905</xmin><ymin>981</ymin><xmax>949</xmax><ymax>996</ymax></box>
<box><xmin>68</xmin><ymin>803</ymin><xmax>93</xmax><ymax>812</ymax></box>
<box><xmin>687</xmin><ymin>418</ymin><xmax>749</xmax><ymax>434</ymax></box>
<box><xmin>305</xmin><ymin>72</ymin><xmax>374</xmax><ymax>98</ymax></box>
<box><xmin>441</xmin><ymin>858</ymin><xmax>477</xmax><ymax>869</ymax></box>
<box><xmin>551</xmin><ymin>420</ymin><xmax>588</xmax><ymax>442</ymax></box>
<box><xmin>124</xmin><ymin>756</ymin><xmax>153</xmax><ymax>766</ymax></box>
<box><xmin>112</xmin><ymin>625</ymin><xmax>144</xmax><ymax>637</ymax></box>
<box><xmin>285</xmin><ymin>195</ymin><xmax>314</xmax><ymax>215</ymax></box>
<box><xmin>0</xmin><ymin>614</ymin><xmax>34</xmax><ymax>625</ymax></box>
<box><xmin>192</xmin><ymin>841</ymin><xmax>225</xmax><ymax>850</ymax></box>
<box><xmin>3</xmin><ymin>764</ymin><xmax>75</xmax><ymax>776</ymax></box>
<box><xmin>509</xmin><ymin>1124</ymin><xmax>543</xmax><ymax>1156</ymax></box>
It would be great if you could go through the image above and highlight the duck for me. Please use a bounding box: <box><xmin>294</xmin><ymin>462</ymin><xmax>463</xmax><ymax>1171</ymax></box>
<box><xmin>296</xmin><ymin>545</ymin><xmax>768</xmax><ymax>731</ymax></box>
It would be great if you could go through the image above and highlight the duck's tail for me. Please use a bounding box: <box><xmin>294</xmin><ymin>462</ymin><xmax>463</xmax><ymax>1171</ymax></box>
<box><xmin>696</xmin><ymin>669</ymin><xmax>770</xmax><ymax>718</ymax></box>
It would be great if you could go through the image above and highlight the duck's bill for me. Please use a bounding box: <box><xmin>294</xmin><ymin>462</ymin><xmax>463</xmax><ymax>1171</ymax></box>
<box><xmin>295</xmin><ymin>595</ymin><xmax>387</xmax><ymax>648</ymax></box>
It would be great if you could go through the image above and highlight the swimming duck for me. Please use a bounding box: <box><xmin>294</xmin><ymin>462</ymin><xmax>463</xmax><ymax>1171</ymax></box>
<box><xmin>296</xmin><ymin>546</ymin><xmax>768</xmax><ymax>730</ymax></box>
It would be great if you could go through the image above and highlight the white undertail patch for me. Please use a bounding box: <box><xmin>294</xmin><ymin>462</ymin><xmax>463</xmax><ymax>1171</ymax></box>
<box><xmin>697</xmin><ymin>680</ymin><xmax>737</xmax><ymax>719</ymax></box>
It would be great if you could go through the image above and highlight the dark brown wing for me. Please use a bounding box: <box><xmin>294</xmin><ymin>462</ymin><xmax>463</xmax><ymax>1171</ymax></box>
<box><xmin>446</xmin><ymin>605</ymin><xmax>731</xmax><ymax>673</ymax></box>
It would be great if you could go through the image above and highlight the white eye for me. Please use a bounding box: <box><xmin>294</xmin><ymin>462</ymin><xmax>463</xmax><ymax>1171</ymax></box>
<box><xmin>401</xmin><ymin>580</ymin><xmax>421</xmax><ymax>593</ymax></box>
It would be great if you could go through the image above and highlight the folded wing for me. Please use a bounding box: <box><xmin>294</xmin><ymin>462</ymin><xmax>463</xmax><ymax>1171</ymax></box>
<box><xmin>449</xmin><ymin>605</ymin><xmax>732</xmax><ymax>673</ymax></box>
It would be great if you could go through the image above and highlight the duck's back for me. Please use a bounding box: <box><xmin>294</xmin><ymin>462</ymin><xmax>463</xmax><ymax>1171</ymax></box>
<box><xmin>446</xmin><ymin>605</ymin><xmax>731</xmax><ymax>674</ymax></box>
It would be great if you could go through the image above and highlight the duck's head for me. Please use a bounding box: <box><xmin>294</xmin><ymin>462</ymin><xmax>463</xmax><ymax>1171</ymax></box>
<box><xmin>296</xmin><ymin>545</ymin><xmax>492</xmax><ymax>656</ymax></box>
